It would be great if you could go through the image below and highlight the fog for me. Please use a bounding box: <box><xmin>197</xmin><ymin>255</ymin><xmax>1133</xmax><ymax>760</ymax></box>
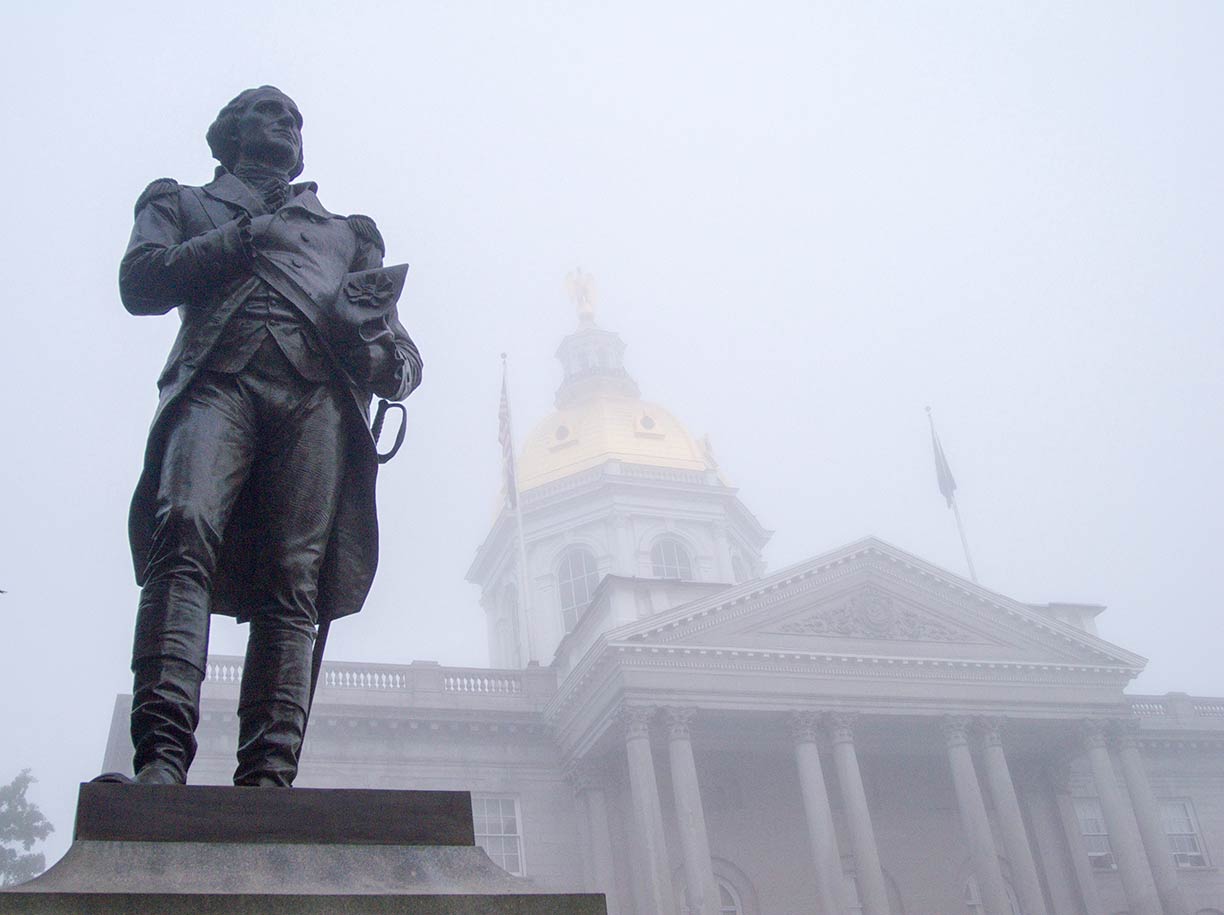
<box><xmin>1</xmin><ymin>1</ymin><xmax>1221</xmax><ymax>867</ymax></box>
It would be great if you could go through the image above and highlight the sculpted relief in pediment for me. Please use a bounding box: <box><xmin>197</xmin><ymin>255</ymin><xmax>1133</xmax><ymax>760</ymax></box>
<box><xmin>761</xmin><ymin>585</ymin><xmax>983</xmax><ymax>644</ymax></box>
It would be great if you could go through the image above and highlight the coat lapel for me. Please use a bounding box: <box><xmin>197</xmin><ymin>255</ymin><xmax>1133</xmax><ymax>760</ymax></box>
<box><xmin>201</xmin><ymin>169</ymin><xmax>268</xmax><ymax>217</ymax></box>
<box><xmin>284</xmin><ymin>184</ymin><xmax>338</xmax><ymax>221</ymax></box>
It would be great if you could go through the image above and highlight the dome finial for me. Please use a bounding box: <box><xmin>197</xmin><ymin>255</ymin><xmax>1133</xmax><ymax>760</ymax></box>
<box><xmin>565</xmin><ymin>267</ymin><xmax>597</xmax><ymax>327</ymax></box>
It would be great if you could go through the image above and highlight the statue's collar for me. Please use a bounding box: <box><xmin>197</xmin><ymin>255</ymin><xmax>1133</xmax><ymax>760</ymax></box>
<box><xmin>203</xmin><ymin>167</ymin><xmax>323</xmax><ymax>217</ymax></box>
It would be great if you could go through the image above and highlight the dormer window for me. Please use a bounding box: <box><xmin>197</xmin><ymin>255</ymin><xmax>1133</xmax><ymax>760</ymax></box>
<box><xmin>651</xmin><ymin>538</ymin><xmax>693</xmax><ymax>581</ymax></box>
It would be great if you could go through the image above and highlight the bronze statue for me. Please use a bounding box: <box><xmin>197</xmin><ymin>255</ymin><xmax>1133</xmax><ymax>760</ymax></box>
<box><xmin>113</xmin><ymin>87</ymin><xmax>421</xmax><ymax>787</ymax></box>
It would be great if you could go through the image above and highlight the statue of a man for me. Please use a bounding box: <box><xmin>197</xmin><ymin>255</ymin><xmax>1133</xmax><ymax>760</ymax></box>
<box><xmin>116</xmin><ymin>87</ymin><xmax>421</xmax><ymax>787</ymax></box>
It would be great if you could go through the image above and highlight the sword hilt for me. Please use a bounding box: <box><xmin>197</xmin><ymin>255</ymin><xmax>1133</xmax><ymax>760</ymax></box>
<box><xmin>371</xmin><ymin>398</ymin><xmax>407</xmax><ymax>464</ymax></box>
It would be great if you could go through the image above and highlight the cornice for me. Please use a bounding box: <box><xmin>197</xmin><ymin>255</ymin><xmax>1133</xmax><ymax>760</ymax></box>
<box><xmin>605</xmin><ymin>642</ymin><xmax>1138</xmax><ymax>684</ymax></box>
<box><xmin>543</xmin><ymin>636</ymin><xmax>1137</xmax><ymax>732</ymax></box>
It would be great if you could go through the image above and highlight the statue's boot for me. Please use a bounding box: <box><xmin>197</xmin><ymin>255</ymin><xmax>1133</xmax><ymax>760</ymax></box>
<box><xmin>130</xmin><ymin>656</ymin><xmax>204</xmax><ymax>785</ymax></box>
<box><xmin>234</xmin><ymin>700</ymin><xmax>308</xmax><ymax>787</ymax></box>
<box><xmin>233</xmin><ymin>619</ymin><xmax>314</xmax><ymax>787</ymax></box>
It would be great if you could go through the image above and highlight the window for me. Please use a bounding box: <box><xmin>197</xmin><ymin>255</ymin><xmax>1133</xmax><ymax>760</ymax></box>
<box><xmin>1074</xmin><ymin>797</ymin><xmax>1116</xmax><ymax>870</ymax></box>
<box><xmin>558</xmin><ymin>548</ymin><xmax>599</xmax><ymax>632</ymax></box>
<box><xmin>473</xmin><ymin>795</ymin><xmax>523</xmax><ymax>875</ymax></box>
<box><xmin>651</xmin><ymin>538</ymin><xmax>693</xmax><ymax>580</ymax></box>
<box><xmin>1162</xmin><ymin>799</ymin><xmax>1210</xmax><ymax>868</ymax></box>
<box><xmin>717</xmin><ymin>879</ymin><xmax>743</xmax><ymax>914</ymax></box>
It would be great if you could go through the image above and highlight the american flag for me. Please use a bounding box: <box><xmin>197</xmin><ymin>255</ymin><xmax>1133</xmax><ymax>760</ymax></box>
<box><xmin>927</xmin><ymin>408</ymin><xmax>958</xmax><ymax>508</ymax></box>
<box><xmin>499</xmin><ymin>360</ymin><xmax>519</xmax><ymax>509</ymax></box>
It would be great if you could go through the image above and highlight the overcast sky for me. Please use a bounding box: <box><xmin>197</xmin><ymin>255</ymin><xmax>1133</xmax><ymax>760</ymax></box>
<box><xmin>1</xmin><ymin>1</ymin><xmax>1221</xmax><ymax>862</ymax></box>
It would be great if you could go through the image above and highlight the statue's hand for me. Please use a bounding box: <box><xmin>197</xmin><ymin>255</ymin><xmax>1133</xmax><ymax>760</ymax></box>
<box><xmin>249</xmin><ymin>214</ymin><xmax>276</xmax><ymax>239</ymax></box>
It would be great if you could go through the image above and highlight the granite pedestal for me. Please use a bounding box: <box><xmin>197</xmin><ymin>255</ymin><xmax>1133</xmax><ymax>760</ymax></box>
<box><xmin>0</xmin><ymin>784</ymin><xmax>606</xmax><ymax>914</ymax></box>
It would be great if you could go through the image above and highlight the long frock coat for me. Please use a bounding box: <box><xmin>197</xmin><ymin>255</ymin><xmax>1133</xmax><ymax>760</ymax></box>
<box><xmin>120</xmin><ymin>168</ymin><xmax>421</xmax><ymax>624</ymax></box>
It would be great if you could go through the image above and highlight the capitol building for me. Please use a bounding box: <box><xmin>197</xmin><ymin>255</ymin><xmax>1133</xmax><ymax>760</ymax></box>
<box><xmin>104</xmin><ymin>301</ymin><xmax>1224</xmax><ymax>915</ymax></box>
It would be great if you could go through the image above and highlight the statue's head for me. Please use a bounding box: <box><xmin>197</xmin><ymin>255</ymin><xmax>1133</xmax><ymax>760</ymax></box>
<box><xmin>206</xmin><ymin>86</ymin><xmax>304</xmax><ymax>179</ymax></box>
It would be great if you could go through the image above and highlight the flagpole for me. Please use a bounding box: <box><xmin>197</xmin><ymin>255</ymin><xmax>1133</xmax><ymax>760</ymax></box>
<box><xmin>950</xmin><ymin>497</ymin><xmax>978</xmax><ymax>585</ymax></box>
<box><xmin>502</xmin><ymin>354</ymin><xmax>537</xmax><ymax>664</ymax></box>
<box><xmin>926</xmin><ymin>407</ymin><xmax>979</xmax><ymax>585</ymax></box>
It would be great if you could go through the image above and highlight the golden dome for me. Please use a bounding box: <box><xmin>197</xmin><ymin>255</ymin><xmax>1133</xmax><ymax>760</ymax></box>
<box><xmin>513</xmin><ymin>276</ymin><xmax>719</xmax><ymax>493</ymax></box>
<box><xmin>518</xmin><ymin>395</ymin><xmax>710</xmax><ymax>491</ymax></box>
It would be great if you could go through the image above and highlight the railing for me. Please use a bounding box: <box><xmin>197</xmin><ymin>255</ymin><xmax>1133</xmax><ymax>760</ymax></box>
<box><xmin>443</xmin><ymin>673</ymin><xmax>522</xmax><ymax>695</ymax></box>
<box><xmin>205</xmin><ymin>655</ymin><xmax>538</xmax><ymax>701</ymax></box>
<box><xmin>1127</xmin><ymin>694</ymin><xmax>1224</xmax><ymax>726</ymax></box>
<box><xmin>1129</xmin><ymin>700</ymin><xmax>1168</xmax><ymax>717</ymax></box>
<box><xmin>206</xmin><ymin>659</ymin><xmax>244</xmax><ymax>683</ymax></box>
<box><xmin>323</xmin><ymin>664</ymin><xmax>411</xmax><ymax>691</ymax></box>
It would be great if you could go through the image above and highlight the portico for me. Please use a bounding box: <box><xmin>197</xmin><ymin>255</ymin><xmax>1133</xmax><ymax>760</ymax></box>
<box><xmin>543</xmin><ymin>540</ymin><xmax>1196</xmax><ymax>915</ymax></box>
<box><xmin>560</xmin><ymin>708</ymin><xmax>1199</xmax><ymax>915</ymax></box>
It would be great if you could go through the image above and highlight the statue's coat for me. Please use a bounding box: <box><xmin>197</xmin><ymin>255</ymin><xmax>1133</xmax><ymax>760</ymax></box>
<box><xmin>121</xmin><ymin>168</ymin><xmax>421</xmax><ymax>624</ymax></box>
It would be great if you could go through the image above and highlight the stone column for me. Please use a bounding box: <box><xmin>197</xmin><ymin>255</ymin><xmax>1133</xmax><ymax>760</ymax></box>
<box><xmin>665</xmin><ymin>708</ymin><xmax>719</xmax><ymax>915</ymax></box>
<box><xmin>1112</xmin><ymin>722</ymin><xmax>1190</xmax><ymax>915</ymax></box>
<box><xmin>976</xmin><ymin>719</ymin><xmax>1049</xmax><ymax>915</ymax></box>
<box><xmin>622</xmin><ymin>705</ymin><xmax>676</xmax><ymax>915</ymax></box>
<box><xmin>570</xmin><ymin>762</ymin><xmax>621</xmax><ymax>915</ymax></box>
<box><xmin>1082</xmin><ymin>720</ymin><xmax>1161</xmax><ymax>915</ymax></box>
<box><xmin>790</xmin><ymin>712</ymin><xmax>847</xmax><ymax>915</ymax></box>
<box><xmin>942</xmin><ymin>716</ymin><xmax>1010</xmax><ymax>915</ymax></box>
<box><xmin>1047</xmin><ymin>761</ymin><xmax>1106</xmax><ymax>915</ymax></box>
<box><xmin>827</xmin><ymin>713</ymin><xmax>891</xmax><ymax>915</ymax></box>
<box><xmin>1026</xmin><ymin>765</ymin><xmax>1090</xmax><ymax>915</ymax></box>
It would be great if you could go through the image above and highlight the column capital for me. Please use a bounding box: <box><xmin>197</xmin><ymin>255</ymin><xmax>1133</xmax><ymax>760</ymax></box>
<box><xmin>976</xmin><ymin>716</ymin><xmax>1006</xmax><ymax>749</ymax></box>
<box><xmin>942</xmin><ymin>714</ymin><xmax>973</xmax><ymax>748</ymax></box>
<box><xmin>825</xmin><ymin>711</ymin><xmax>859</xmax><ymax>745</ymax></box>
<box><xmin>618</xmin><ymin>704</ymin><xmax>657</xmax><ymax>740</ymax></box>
<box><xmin>790</xmin><ymin>710</ymin><xmax>823</xmax><ymax>744</ymax></box>
<box><xmin>664</xmin><ymin>706</ymin><xmax>697</xmax><ymax>741</ymax></box>
<box><xmin>1081</xmin><ymin>718</ymin><xmax>1111</xmax><ymax>750</ymax></box>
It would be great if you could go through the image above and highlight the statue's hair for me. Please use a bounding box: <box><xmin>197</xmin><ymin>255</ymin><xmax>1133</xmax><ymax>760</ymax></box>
<box><xmin>206</xmin><ymin>86</ymin><xmax>304</xmax><ymax>179</ymax></box>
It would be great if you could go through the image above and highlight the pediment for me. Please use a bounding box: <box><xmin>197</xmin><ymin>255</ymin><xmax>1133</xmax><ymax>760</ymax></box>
<box><xmin>611</xmin><ymin>538</ymin><xmax>1145</xmax><ymax>671</ymax></box>
<box><xmin>758</xmin><ymin>584</ymin><xmax>995</xmax><ymax>646</ymax></box>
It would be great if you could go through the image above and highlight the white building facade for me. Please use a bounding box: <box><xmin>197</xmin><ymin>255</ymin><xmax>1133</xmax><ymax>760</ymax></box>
<box><xmin>104</xmin><ymin>305</ymin><xmax>1224</xmax><ymax>915</ymax></box>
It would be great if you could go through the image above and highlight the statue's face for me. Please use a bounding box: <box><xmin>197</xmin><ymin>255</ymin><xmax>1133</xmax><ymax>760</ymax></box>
<box><xmin>234</xmin><ymin>89</ymin><xmax>303</xmax><ymax>172</ymax></box>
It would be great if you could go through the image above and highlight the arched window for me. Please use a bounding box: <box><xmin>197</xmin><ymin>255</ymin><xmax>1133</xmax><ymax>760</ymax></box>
<box><xmin>717</xmin><ymin>879</ymin><xmax>743</xmax><ymax>914</ymax></box>
<box><xmin>651</xmin><ymin>538</ymin><xmax>693</xmax><ymax>580</ymax></box>
<box><xmin>558</xmin><ymin>548</ymin><xmax>599</xmax><ymax>632</ymax></box>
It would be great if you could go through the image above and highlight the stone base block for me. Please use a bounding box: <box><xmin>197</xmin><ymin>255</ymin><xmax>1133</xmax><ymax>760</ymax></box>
<box><xmin>0</xmin><ymin>784</ymin><xmax>605</xmax><ymax>914</ymax></box>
